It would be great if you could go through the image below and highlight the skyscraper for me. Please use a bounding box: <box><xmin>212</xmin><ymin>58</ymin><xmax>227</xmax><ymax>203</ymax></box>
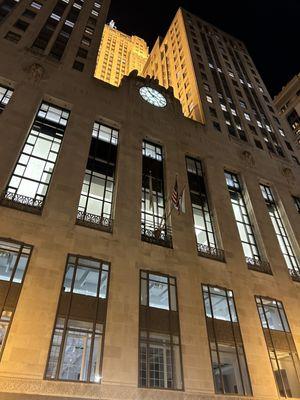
<box><xmin>274</xmin><ymin>73</ymin><xmax>300</xmax><ymax>146</ymax></box>
<box><xmin>0</xmin><ymin>3</ymin><xmax>300</xmax><ymax>400</ymax></box>
<box><xmin>143</xmin><ymin>9</ymin><xmax>299</xmax><ymax>166</ymax></box>
<box><xmin>95</xmin><ymin>21</ymin><xmax>149</xmax><ymax>86</ymax></box>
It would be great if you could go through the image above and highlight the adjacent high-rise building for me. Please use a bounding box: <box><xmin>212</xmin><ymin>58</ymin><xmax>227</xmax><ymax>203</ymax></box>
<box><xmin>0</xmin><ymin>3</ymin><xmax>300</xmax><ymax>400</ymax></box>
<box><xmin>274</xmin><ymin>73</ymin><xmax>300</xmax><ymax>146</ymax></box>
<box><xmin>143</xmin><ymin>9</ymin><xmax>299</xmax><ymax>167</ymax></box>
<box><xmin>95</xmin><ymin>21</ymin><xmax>148</xmax><ymax>86</ymax></box>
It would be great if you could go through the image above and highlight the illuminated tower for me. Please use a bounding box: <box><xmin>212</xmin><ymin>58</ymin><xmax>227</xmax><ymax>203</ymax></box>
<box><xmin>95</xmin><ymin>21</ymin><xmax>149</xmax><ymax>86</ymax></box>
<box><xmin>143</xmin><ymin>8</ymin><xmax>299</xmax><ymax>166</ymax></box>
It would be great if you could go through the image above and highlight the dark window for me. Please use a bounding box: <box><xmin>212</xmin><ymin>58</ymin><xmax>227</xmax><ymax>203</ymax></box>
<box><xmin>4</xmin><ymin>31</ymin><xmax>21</xmax><ymax>43</ymax></box>
<box><xmin>256</xmin><ymin>297</ymin><xmax>300</xmax><ymax>398</ymax></box>
<box><xmin>260</xmin><ymin>184</ymin><xmax>300</xmax><ymax>281</ymax></box>
<box><xmin>139</xmin><ymin>271</ymin><xmax>183</xmax><ymax>390</ymax></box>
<box><xmin>22</xmin><ymin>9</ymin><xmax>36</xmax><ymax>19</ymax></box>
<box><xmin>213</xmin><ymin>121</ymin><xmax>221</xmax><ymax>131</ymax></box>
<box><xmin>0</xmin><ymin>238</ymin><xmax>32</xmax><ymax>356</ymax></box>
<box><xmin>13</xmin><ymin>19</ymin><xmax>29</xmax><ymax>31</ymax></box>
<box><xmin>186</xmin><ymin>157</ymin><xmax>224</xmax><ymax>261</ymax></box>
<box><xmin>72</xmin><ymin>60</ymin><xmax>84</xmax><ymax>71</ymax></box>
<box><xmin>1</xmin><ymin>102</ymin><xmax>70</xmax><ymax>212</ymax></box>
<box><xmin>293</xmin><ymin>196</ymin><xmax>300</xmax><ymax>213</ymax></box>
<box><xmin>0</xmin><ymin>0</ymin><xmax>19</xmax><ymax>23</ymax></box>
<box><xmin>248</xmin><ymin>124</ymin><xmax>257</xmax><ymax>135</ymax></box>
<box><xmin>50</xmin><ymin>2</ymin><xmax>82</xmax><ymax>60</ymax></box>
<box><xmin>45</xmin><ymin>255</ymin><xmax>109</xmax><ymax>383</ymax></box>
<box><xmin>0</xmin><ymin>85</ymin><xmax>13</xmax><ymax>112</ymax></box>
<box><xmin>32</xmin><ymin>0</ymin><xmax>68</xmax><ymax>51</ymax></box>
<box><xmin>141</xmin><ymin>141</ymin><xmax>172</xmax><ymax>248</ymax></box>
<box><xmin>209</xmin><ymin>107</ymin><xmax>217</xmax><ymax>117</ymax></box>
<box><xmin>76</xmin><ymin>47</ymin><xmax>88</xmax><ymax>59</ymax></box>
<box><xmin>202</xmin><ymin>285</ymin><xmax>252</xmax><ymax>395</ymax></box>
<box><xmin>77</xmin><ymin>123</ymin><xmax>118</xmax><ymax>232</ymax></box>
<box><xmin>285</xmin><ymin>141</ymin><xmax>293</xmax><ymax>152</ymax></box>
<box><xmin>225</xmin><ymin>172</ymin><xmax>270</xmax><ymax>273</ymax></box>
<box><xmin>255</xmin><ymin>139</ymin><xmax>263</xmax><ymax>149</ymax></box>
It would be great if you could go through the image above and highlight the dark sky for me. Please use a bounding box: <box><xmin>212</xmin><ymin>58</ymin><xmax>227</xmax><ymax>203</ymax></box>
<box><xmin>107</xmin><ymin>0</ymin><xmax>299</xmax><ymax>97</ymax></box>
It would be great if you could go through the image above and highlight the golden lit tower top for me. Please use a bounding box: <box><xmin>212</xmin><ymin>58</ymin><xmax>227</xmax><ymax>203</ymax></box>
<box><xmin>95</xmin><ymin>20</ymin><xmax>149</xmax><ymax>87</ymax></box>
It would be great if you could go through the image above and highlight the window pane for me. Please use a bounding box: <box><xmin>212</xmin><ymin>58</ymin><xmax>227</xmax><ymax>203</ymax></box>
<box><xmin>149</xmin><ymin>279</ymin><xmax>169</xmax><ymax>310</ymax></box>
<box><xmin>73</xmin><ymin>267</ymin><xmax>99</xmax><ymax>297</ymax></box>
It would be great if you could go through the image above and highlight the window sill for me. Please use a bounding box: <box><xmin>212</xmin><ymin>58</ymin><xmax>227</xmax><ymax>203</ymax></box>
<box><xmin>76</xmin><ymin>211</ymin><xmax>113</xmax><ymax>233</ymax></box>
<box><xmin>141</xmin><ymin>227</ymin><xmax>173</xmax><ymax>249</ymax></box>
<box><xmin>290</xmin><ymin>270</ymin><xmax>300</xmax><ymax>283</ymax></box>
<box><xmin>246</xmin><ymin>258</ymin><xmax>273</xmax><ymax>275</ymax></box>
<box><xmin>197</xmin><ymin>244</ymin><xmax>225</xmax><ymax>262</ymax></box>
<box><xmin>0</xmin><ymin>192</ymin><xmax>43</xmax><ymax>215</ymax></box>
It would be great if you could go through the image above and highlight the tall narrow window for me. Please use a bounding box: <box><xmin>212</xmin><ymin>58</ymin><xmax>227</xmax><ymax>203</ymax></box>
<box><xmin>260</xmin><ymin>184</ymin><xmax>300</xmax><ymax>281</ymax></box>
<box><xmin>225</xmin><ymin>172</ymin><xmax>271</xmax><ymax>273</ymax></box>
<box><xmin>0</xmin><ymin>85</ymin><xmax>13</xmax><ymax>112</ymax></box>
<box><xmin>186</xmin><ymin>157</ymin><xmax>224</xmax><ymax>261</ymax></box>
<box><xmin>32</xmin><ymin>0</ymin><xmax>69</xmax><ymax>51</ymax></box>
<box><xmin>141</xmin><ymin>141</ymin><xmax>172</xmax><ymax>248</ymax></box>
<box><xmin>256</xmin><ymin>297</ymin><xmax>300</xmax><ymax>398</ymax></box>
<box><xmin>293</xmin><ymin>196</ymin><xmax>300</xmax><ymax>214</ymax></box>
<box><xmin>45</xmin><ymin>255</ymin><xmax>109</xmax><ymax>383</ymax></box>
<box><xmin>1</xmin><ymin>102</ymin><xmax>69</xmax><ymax>212</ymax></box>
<box><xmin>0</xmin><ymin>0</ymin><xmax>19</xmax><ymax>23</ymax></box>
<box><xmin>77</xmin><ymin>122</ymin><xmax>118</xmax><ymax>232</ymax></box>
<box><xmin>50</xmin><ymin>1</ymin><xmax>82</xmax><ymax>60</ymax></box>
<box><xmin>0</xmin><ymin>238</ymin><xmax>32</xmax><ymax>356</ymax></box>
<box><xmin>139</xmin><ymin>271</ymin><xmax>183</xmax><ymax>390</ymax></box>
<box><xmin>202</xmin><ymin>285</ymin><xmax>252</xmax><ymax>395</ymax></box>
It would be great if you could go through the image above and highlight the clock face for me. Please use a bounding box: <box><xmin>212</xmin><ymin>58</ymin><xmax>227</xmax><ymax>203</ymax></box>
<box><xmin>139</xmin><ymin>86</ymin><xmax>167</xmax><ymax>108</ymax></box>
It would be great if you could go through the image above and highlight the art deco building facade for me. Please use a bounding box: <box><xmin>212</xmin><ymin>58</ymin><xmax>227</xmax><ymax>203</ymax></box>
<box><xmin>274</xmin><ymin>73</ymin><xmax>300</xmax><ymax>146</ymax></box>
<box><xmin>0</xmin><ymin>2</ymin><xmax>300</xmax><ymax>400</ymax></box>
<box><xmin>94</xmin><ymin>22</ymin><xmax>148</xmax><ymax>86</ymax></box>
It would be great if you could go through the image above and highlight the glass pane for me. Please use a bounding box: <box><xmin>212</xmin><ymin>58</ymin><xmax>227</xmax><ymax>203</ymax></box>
<box><xmin>63</xmin><ymin>264</ymin><xmax>74</xmax><ymax>292</ymax></box>
<box><xmin>148</xmin><ymin>342</ymin><xmax>172</xmax><ymax>388</ymax></box>
<box><xmin>0</xmin><ymin>310</ymin><xmax>12</xmax><ymax>352</ymax></box>
<box><xmin>140</xmin><ymin>278</ymin><xmax>147</xmax><ymax>305</ymax></box>
<box><xmin>149</xmin><ymin>280</ymin><xmax>169</xmax><ymax>310</ymax></box>
<box><xmin>277</xmin><ymin>352</ymin><xmax>300</xmax><ymax>397</ymax></box>
<box><xmin>99</xmin><ymin>269</ymin><xmax>108</xmax><ymax>298</ymax></box>
<box><xmin>73</xmin><ymin>267</ymin><xmax>99</xmax><ymax>297</ymax></box>
<box><xmin>59</xmin><ymin>330</ymin><xmax>92</xmax><ymax>381</ymax></box>
<box><xmin>90</xmin><ymin>333</ymin><xmax>102</xmax><ymax>382</ymax></box>
<box><xmin>170</xmin><ymin>284</ymin><xmax>177</xmax><ymax>311</ymax></box>
<box><xmin>0</xmin><ymin>250</ymin><xmax>17</xmax><ymax>281</ymax></box>
<box><xmin>218</xmin><ymin>344</ymin><xmax>244</xmax><ymax>394</ymax></box>
<box><xmin>13</xmin><ymin>254</ymin><xmax>29</xmax><ymax>283</ymax></box>
<box><xmin>45</xmin><ymin>328</ymin><xmax>63</xmax><ymax>379</ymax></box>
<box><xmin>210</xmin><ymin>293</ymin><xmax>230</xmax><ymax>321</ymax></box>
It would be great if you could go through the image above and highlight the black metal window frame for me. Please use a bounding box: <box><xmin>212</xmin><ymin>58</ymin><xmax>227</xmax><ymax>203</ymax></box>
<box><xmin>141</xmin><ymin>141</ymin><xmax>172</xmax><ymax>248</ymax></box>
<box><xmin>186</xmin><ymin>156</ymin><xmax>224</xmax><ymax>261</ymax></box>
<box><xmin>139</xmin><ymin>270</ymin><xmax>184</xmax><ymax>390</ymax></box>
<box><xmin>202</xmin><ymin>284</ymin><xmax>252</xmax><ymax>396</ymax></box>
<box><xmin>225</xmin><ymin>171</ymin><xmax>271</xmax><ymax>274</ymax></box>
<box><xmin>0</xmin><ymin>84</ymin><xmax>14</xmax><ymax>112</ymax></box>
<box><xmin>1</xmin><ymin>102</ymin><xmax>69</xmax><ymax>214</ymax></box>
<box><xmin>76</xmin><ymin>122</ymin><xmax>118</xmax><ymax>232</ymax></box>
<box><xmin>45</xmin><ymin>254</ymin><xmax>110</xmax><ymax>383</ymax></box>
<box><xmin>255</xmin><ymin>296</ymin><xmax>300</xmax><ymax>398</ymax></box>
<box><xmin>0</xmin><ymin>238</ymin><xmax>33</xmax><ymax>358</ymax></box>
<box><xmin>260</xmin><ymin>184</ymin><xmax>300</xmax><ymax>281</ymax></box>
<box><xmin>292</xmin><ymin>196</ymin><xmax>300</xmax><ymax>214</ymax></box>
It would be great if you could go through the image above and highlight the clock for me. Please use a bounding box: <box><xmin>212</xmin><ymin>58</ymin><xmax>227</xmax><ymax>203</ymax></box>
<box><xmin>139</xmin><ymin>86</ymin><xmax>167</xmax><ymax>108</ymax></box>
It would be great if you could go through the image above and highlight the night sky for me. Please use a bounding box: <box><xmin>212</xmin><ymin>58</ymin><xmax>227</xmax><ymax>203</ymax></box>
<box><xmin>107</xmin><ymin>0</ymin><xmax>299</xmax><ymax>97</ymax></box>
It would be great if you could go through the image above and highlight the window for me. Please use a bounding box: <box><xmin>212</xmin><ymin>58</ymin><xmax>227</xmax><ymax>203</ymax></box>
<box><xmin>225</xmin><ymin>172</ymin><xmax>270</xmax><ymax>272</ymax></box>
<box><xmin>73</xmin><ymin>60</ymin><xmax>84</xmax><ymax>71</ymax></box>
<box><xmin>141</xmin><ymin>141</ymin><xmax>172</xmax><ymax>248</ymax></box>
<box><xmin>206</xmin><ymin>95</ymin><xmax>213</xmax><ymax>104</ymax></box>
<box><xmin>240</xmin><ymin>100</ymin><xmax>246</xmax><ymax>109</ymax></box>
<box><xmin>293</xmin><ymin>196</ymin><xmax>300</xmax><ymax>214</ymax></box>
<box><xmin>0</xmin><ymin>238</ymin><xmax>32</xmax><ymax>356</ymax></box>
<box><xmin>30</xmin><ymin>1</ymin><xmax>42</xmax><ymax>9</ymax></box>
<box><xmin>0</xmin><ymin>0</ymin><xmax>19</xmax><ymax>22</ymax></box>
<box><xmin>77</xmin><ymin>123</ymin><xmax>118</xmax><ymax>232</ymax></box>
<box><xmin>256</xmin><ymin>297</ymin><xmax>300</xmax><ymax>398</ymax></box>
<box><xmin>4</xmin><ymin>31</ymin><xmax>21</xmax><ymax>43</ymax></box>
<box><xmin>22</xmin><ymin>9</ymin><xmax>36</xmax><ymax>19</ymax></box>
<box><xmin>255</xmin><ymin>139</ymin><xmax>263</xmax><ymax>150</ymax></box>
<box><xmin>0</xmin><ymin>85</ymin><xmax>13</xmax><ymax>112</ymax></box>
<box><xmin>260</xmin><ymin>184</ymin><xmax>300</xmax><ymax>281</ymax></box>
<box><xmin>244</xmin><ymin>112</ymin><xmax>251</xmax><ymax>121</ymax></box>
<box><xmin>13</xmin><ymin>19</ymin><xmax>29</xmax><ymax>31</ymax></box>
<box><xmin>139</xmin><ymin>271</ymin><xmax>183</xmax><ymax>390</ymax></box>
<box><xmin>45</xmin><ymin>255</ymin><xmax>109</xmax><ymax>383</ymax></box>
<box><xmin>2</xmin><ymin>102</ymin><xmax>69</xmax><ymax>212</ymax></box>
<box><xmin>202</xmin><ymin>285</ymin><xmax>252</xmax><ymax>395</ymax></box>
<box><xmin>213</xmin><ymin>121</ymin><xmax>221</xmax><ymax>131</ymax></box>
<box><xmin>186</xmin><ymin>157</ymin><xmax>223</xmax><ymax>260</ymax></box>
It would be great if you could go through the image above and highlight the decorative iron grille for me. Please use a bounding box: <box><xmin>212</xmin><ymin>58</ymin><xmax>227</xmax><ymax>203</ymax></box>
<box><xmin>0</xmin><ymin>191</ymin><xmax>43</xmax><ymax>213</ymax></box>
<box><xmin>246</xmin><ymin>257</ymin><xmax>272</xmax><ymax>274</ymax></box>
<box><xmin>197</xmin><ymin>243</ymin><xmax>225</xmax><ymax>262</ymax></box>
<box><xmin>76</xmin><ymin>210</ymin><xmax>113</xmax><ymax>232</ymax></box>
<box><xmin>141</xmin><ymin>224</ymin><xmax>173</xmax><ymax>248</ymax></box>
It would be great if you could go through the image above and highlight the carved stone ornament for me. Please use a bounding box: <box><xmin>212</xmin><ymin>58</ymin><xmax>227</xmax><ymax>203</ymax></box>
<box><xmin>282</xmin><ymin>167</ymin><xmax>295</xmax><ymax>185</ymax></box>
<box><xmin>240</xmin><ymin>150</ymin><xmax>255</xmax><ymax>167</ymax></box>
<box><xmin>23</xmin><ymin>63</ymin><xmax>45</xmax><ymax>83</ymax></box>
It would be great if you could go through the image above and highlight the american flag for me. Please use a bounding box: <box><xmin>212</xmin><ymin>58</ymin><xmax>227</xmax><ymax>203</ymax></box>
<box><xmin>171</xmin><ymin>177</ymin><xmax>180</xmax><ymax>211</ymax></box>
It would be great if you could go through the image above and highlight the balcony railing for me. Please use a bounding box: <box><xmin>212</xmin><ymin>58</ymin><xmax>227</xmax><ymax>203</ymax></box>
<box><xmin>197</xmin><ymin>243</ymin><xmax>225</xmax><ymax>262</ymax></box>
<box><xmin>76</xmin><ymin>210</ymin><xmax>113</xmax><ymax>233</ymax></box>
<box><xmin>246</xmin><ymin>257</ymin><xmax>272</xmax><ymax>275</ymax></box>
<box><xmin>0</xmin><ymin>191</ymin><xmax>43</xmax><ymax>214</ymax></box>
<box><xmin>290</xmin><ymin>269</ymin><xmax>300</xmax><ymax>283</ymax></box>
<box><xmin>141</xmin><ymin>224</ymin><xmax>173</xmax><ymax>248</ymax></box>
